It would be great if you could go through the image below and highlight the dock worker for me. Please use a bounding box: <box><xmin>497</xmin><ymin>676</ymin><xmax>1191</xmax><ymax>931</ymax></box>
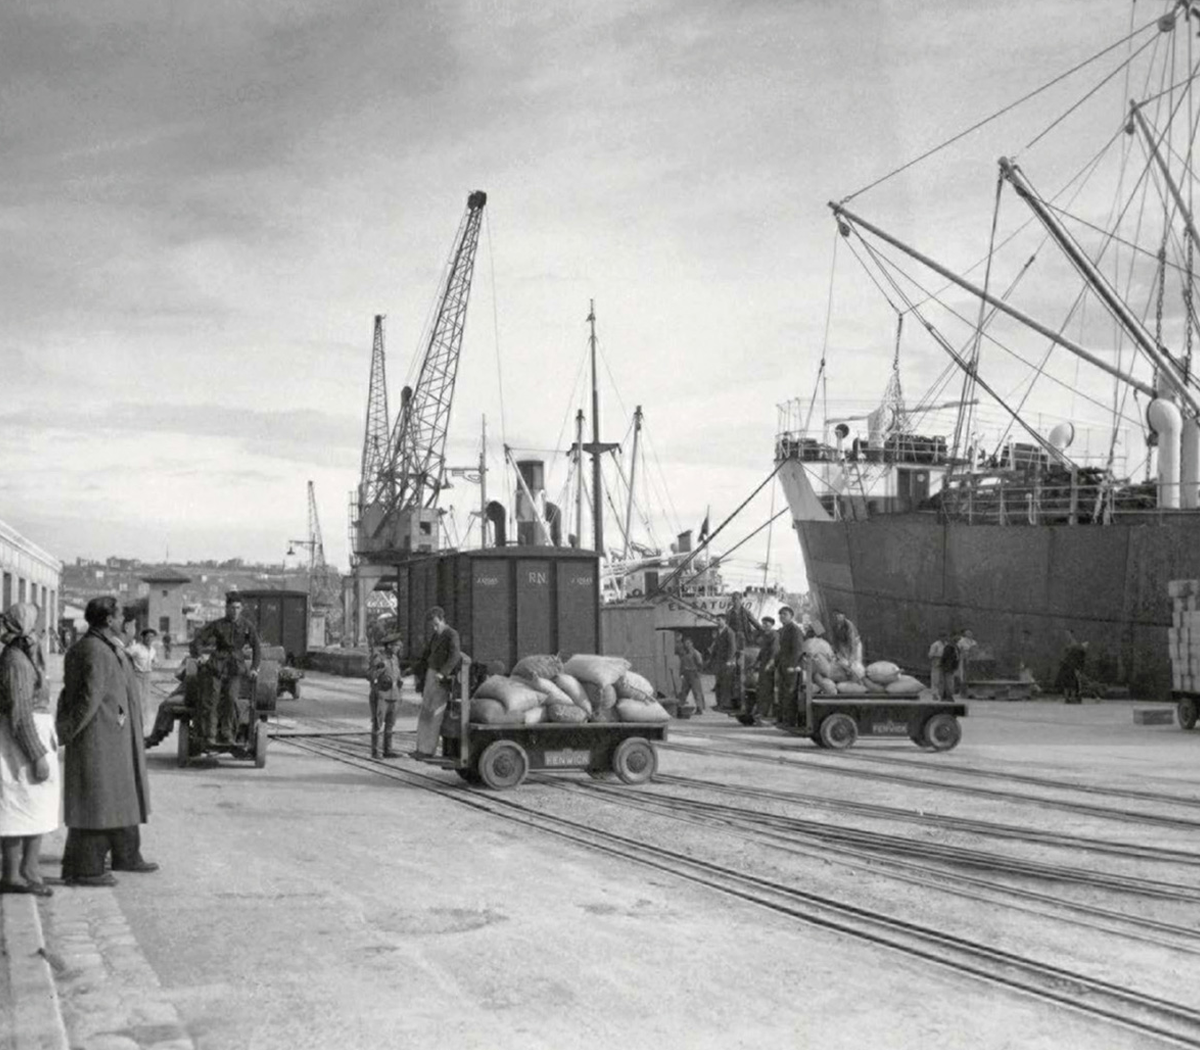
<box><xmin>412</xmin><ymin>607</ymin><xmax>461</xmax><ymax>758</ymax></box>
<box><xmin>710</xmin><ymin>613</ymin><xmax>738</xmax><ymax>712</ymax></box>
<box><xmin>938</xmin><ymin>632</ymin><xmax>960</xmax><ymax>701</ymax></box>
<box><xmin>776</xmin><ymin>606</ymin><xmax>804</xmax><ymax>728</ymax></box>
<box><xmin>928</xmin><ymin>635</ymin><xmax>945</xmax><ymax>697</ymax></box>
<box><xmin>676</xmin><ymin>637</ymin><xmax>706</xmax><ymax>714</ymax></box>
<box><xmin>190</xmin><ymin>593</ymin><xmax>260</xmax><ymax>743</ymax></box>
<box><xmin>368</xmin><ymin>634</ymin><xmax>403</xmax><ymax>758</ymax></box>
<box><xmin>752</xmin><ymin>616</ymin><xmax>779</xmax><ymax>722</ymax></box>
<box><xmin>724</xmin><ymin>592</ymin><xmax>762</xmax><ymax>713</ymax></box>
<box><xmin>830</xmin><ymin>611</ymin><xmax>864</xmax><ymax>680</ymax></box>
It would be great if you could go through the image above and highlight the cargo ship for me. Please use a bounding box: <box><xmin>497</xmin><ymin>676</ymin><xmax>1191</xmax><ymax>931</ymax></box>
<box><xmin>778</xmin><ymin>2</ymin><xmax>1200</xmax><ymax>699</ymax></box>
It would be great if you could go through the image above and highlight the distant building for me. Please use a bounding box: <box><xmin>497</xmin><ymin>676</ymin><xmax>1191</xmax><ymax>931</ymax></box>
<box><xmin>140</xmin><ymin>567</ymin><xmax>191</xmax><ymax>643</ymax></box>
<box><xmin>0</xmin><ymin>519</ymin><xmax>62</xmax><ymax>656</ymax></box>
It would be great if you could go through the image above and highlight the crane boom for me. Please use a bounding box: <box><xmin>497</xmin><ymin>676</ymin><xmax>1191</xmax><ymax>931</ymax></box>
<box><xmin>361</xmin><ymin>190</ymin><xmax>487</xmax><ymax>554</ymax></box>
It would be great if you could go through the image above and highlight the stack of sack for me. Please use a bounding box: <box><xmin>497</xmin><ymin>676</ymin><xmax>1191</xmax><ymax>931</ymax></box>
<box><xmin>466</xmin><ymin>654</ymin><xmax>671</xmax><ymax>725</ymax></box>
<box><xmin>803</xmin><ymin>646</ymin><xmax>926</xmax><ymax>698</ymax></box>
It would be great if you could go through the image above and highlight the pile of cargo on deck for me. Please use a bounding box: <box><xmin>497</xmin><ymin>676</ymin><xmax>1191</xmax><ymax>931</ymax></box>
<box><xmin>804</xmin><ymin>638</ymin><xmax>927</xmax><ymax>697</ymax></box>
<box><xmin>1168</xmin><ymin>579</ymin><xmax>1200</xmax><ymax>692</ymax></box>
<box><xmin>468</xmin><ymin>654</ymin><xmax>671</xmax><ymax>725</ymax></box>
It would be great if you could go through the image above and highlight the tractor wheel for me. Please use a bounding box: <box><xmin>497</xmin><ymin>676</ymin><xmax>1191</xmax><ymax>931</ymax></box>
<box><xmin>923</xmin><ymin>713</ymin><xmax>962</xmax><ymax>752</ymax></box>
<box><xmin>612</xmin><ymin>738</ymin><xmax>657</xmax><ymax>784</ymax></box>
<box><xmin>478</xmin><ymin>740</ymin><xmax>529</xmax><ymax>790</ymax></box>
<box><xmin>818</xmin><ymin>713</ymin><xmax>858</xmax><ymax>750</ymax></box>
<box><xmin>1178</xmin><ymin>697</ymin><xmax>1198</xmax><ymax>731</ymax></box>
<box><xmin>254</xmin><ymin>723</ymin><xmax>268</xmax><ymax>768</ymax></box>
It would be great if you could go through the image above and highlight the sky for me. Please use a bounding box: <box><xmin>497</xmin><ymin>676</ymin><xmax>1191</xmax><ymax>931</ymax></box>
<box><xmin>0</xmin><ymin>0</ymin><xmax>1188</xmax><ymax>591</ymax></box>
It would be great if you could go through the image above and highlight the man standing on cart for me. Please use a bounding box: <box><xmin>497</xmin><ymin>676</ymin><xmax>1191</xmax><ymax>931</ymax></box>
<box><xmin>190</xmin><ymin>594</ymin><xmax>260</xmax><ymax>743</ymax></box>
<box><xmin>775</xmin><ymin>606</ymin><xmax>805</xmax><ymax>728</ymax></box>
<box><xmin>412</xmin><ymin>607</ymin><xmax>461</xmax><ymax>758</ymax></box>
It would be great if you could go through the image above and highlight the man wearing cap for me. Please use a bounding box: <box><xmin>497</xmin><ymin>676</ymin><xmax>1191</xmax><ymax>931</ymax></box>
<box><xmin>368</xmin><ymin>634</ymin><xmax>403</xmax><ymax>758</ymax></box>
<box><xmin>413</xmin><ymin>607</ymin><xmax>461</xmax><ymax>757</ymax></box>
<box><xmin>190</xmin><ymin>594</ymin><xmax>261</xmax><ymax>743</ymax></box>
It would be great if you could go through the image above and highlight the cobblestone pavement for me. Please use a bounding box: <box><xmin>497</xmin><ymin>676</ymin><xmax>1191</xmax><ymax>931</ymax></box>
<box><xmin>38</xmin><ymin>886</ymin><xmax>194</xmax><ymax>1050</ymax></box>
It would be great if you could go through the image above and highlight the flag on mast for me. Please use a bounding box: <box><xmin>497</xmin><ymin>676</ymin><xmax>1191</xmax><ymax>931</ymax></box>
<box><xmin>698</xmin><ymin>507</ymin><xmax>710</xmax><ymax>543</ymax></box>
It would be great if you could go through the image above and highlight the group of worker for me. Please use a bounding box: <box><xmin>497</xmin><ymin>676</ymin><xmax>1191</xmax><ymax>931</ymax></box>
<box><xmin>676</xmin><ymin>592</ymin><xmax>844</xmax><ymax>728</ymax></box>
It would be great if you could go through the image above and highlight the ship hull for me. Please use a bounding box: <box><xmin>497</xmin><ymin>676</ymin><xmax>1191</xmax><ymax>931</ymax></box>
<box><xmin>781</xmin><ymin>462</ymin><xmax>1200</xmax><ymax>698</ymax></box>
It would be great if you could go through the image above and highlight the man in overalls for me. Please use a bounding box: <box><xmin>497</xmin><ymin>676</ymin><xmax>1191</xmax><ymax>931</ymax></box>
<box><xmin>190</xmin><ymin>594</ymin><xmax>260</xmax><ymax>743</ymax></box>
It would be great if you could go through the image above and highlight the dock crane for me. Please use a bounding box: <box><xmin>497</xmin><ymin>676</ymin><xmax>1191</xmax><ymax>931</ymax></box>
<box><xmin>356</xmin><ymin>190</ymin><xmax>488</xmax><ymax>556</ymax></box>
<box><xmin>289</xmin><ymin>480</ymin><xmax>338</xmax><ymax>607</ymax></box>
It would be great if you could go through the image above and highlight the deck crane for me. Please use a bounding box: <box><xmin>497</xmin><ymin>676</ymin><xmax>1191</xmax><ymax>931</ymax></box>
<box><xmin>356</xmin><ymin>190</ymin><xmax>488</xmax><ymax>556</ymax></box>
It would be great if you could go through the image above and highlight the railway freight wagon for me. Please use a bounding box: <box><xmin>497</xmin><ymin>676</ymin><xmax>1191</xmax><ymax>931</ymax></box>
<box><xmin>390</xmin><ymin>548</ymin><xmax>600</xmax><ymax>673</ymax></box>
<box><xmin>236</xmin><ymin>589</ymin><xmax>309</xmax><ymax>665</ymax></box>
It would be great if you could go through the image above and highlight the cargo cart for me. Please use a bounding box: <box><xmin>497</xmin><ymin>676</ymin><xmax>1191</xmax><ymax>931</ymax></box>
<box><xmin>412</xmin><ymin>657</ymin><xmax>668</xmax><ymax>789</ymax></box>
<box><xmin>145</xmin><ymin>656</ymin><xmax>278</xmax><ymax>768</ymax></box>
<box><xmin>779</xmin><ymin>660</ymin><xmax>967</xmax><ymax>751</ymax></box>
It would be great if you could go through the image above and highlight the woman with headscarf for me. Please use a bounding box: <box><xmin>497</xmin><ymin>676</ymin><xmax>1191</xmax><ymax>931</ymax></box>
<box><xmin>0</xmin><ymin>602</ymin><xmax>58</xmax><ymax>896</ymax></box>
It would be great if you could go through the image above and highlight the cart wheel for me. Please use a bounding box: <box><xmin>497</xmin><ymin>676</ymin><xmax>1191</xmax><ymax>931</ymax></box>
<box><xmin>818</xmin><ymin>713</ymin><xmax>858</xmax><ymax>750</ymax></box>
<box><xmin>908</xmin><ymin>729</ymin><xmax>927</xmax><ymax>748</ymax></box>
<box><xmin>478</xmin><ymin>740</ymin><xmax>529</xmax><ymax>790</ymax></box>
<box><xmin>1178</xmin><ymin>698</ymin><xmax>1198</xmax><ymax>731</ymax></box>
<box><xmin>176</xmin><ymin>719</ymin><xmax>190</xmax><ymax>768</ymax></box>
<box><xmin>455</xmin><ymin>767</ymin><xmax>482</xmax><ymax>785</ymax></box>
<box><xmin>612</xmin><ymin>737</ymin><xmax>657</xmax><ymax>784</ymax></box>
<box><xmin>254</xmin><ymin>723</ymin><xmax>268</xmax><ymax>768</ymax></box>
<box><xmin>291</xmin><ymin>683</ymin><xmax>301</xmax><ymax>700</ymax></box>
<box><xmin>923</xmin><ymin>713</ymin><xmax>962</xmax><ymax>752</ymax></box>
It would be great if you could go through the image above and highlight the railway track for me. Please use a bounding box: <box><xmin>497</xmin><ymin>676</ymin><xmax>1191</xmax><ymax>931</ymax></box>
<box><xmin>277</xmin><ymin>731</ymin><xmax>1200</xmax><ymax>1048</ymax></box>
<box><xmin>664</xmin><ymin>738</ymin><xmax>1200</xmax><ymax>831</ymax></box>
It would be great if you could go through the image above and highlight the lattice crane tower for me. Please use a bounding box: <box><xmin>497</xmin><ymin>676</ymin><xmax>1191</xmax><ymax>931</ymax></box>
<box><xmin>357</xmin><ymin>190</ymin><xmax>487</xmax><ymax>556</ymax></box>
<box><xmin>358</xmin><ymin>314</ymin><xmax>391</xmax><ymax>507</ymax></box>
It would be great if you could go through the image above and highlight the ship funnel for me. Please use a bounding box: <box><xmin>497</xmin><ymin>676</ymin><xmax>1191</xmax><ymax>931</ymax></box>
<box><xmin>485</xmin><ymin>500</ymin><xmax>507</xmax><ymax>547</ymax></box>
<box><xmin>1148</xmin><ymin>398</ymin><xmax>1183</xmax><ymax>509</ymax></box>
<box><xmin>515</xmin><ymin>458</ymin><xmax>550</xmax><ymax>545</ymax></box>
<box><xmin>1182</xmin><ymin>417</ymin><xmax>1200</xmax><ymax>510</ymax></box>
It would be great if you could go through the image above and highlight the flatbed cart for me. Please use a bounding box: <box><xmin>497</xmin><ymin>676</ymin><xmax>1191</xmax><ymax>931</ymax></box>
<box><xmin>1174</xmin><ymin>691</ymin><xmax>1199</xmax><ymax>730</ymax></box>
<box><xmin>146</xmin><ymin>656</ymin><xmax>278</xmax><ymax>768</ymax></box>
<box><xmin>412</xmin><ymin>657</ymin><xmax>668</xmax><ymax>790</ymax></box>
<box><xmin>781</xmin><ymin>660</ymin><xmax>967</xmax><ymax>751</ymax></box>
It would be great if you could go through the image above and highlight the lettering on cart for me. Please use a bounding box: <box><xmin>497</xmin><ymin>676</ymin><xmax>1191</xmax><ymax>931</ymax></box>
<box><xmin>871</xmin><ymin>720</ymin><xmax>910</xmax><ymax>735</ymax></box>
<box><xmin>569</xmin><ymin>576</ymin><xmax>593</xmax><ymax>586</ymax></box>
<box><xmin>542</xmin><ymin>749</ymin><xmax>591</xmax><ymax>767</ymax></box>
<box><xmin>475</xmin><ymin>575</ymin><xmax>500</xmax><ymax>587</ymax></box>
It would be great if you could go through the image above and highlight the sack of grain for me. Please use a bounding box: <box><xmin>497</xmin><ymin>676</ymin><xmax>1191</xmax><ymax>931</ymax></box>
<box><xmin>589</xmin><ymin>705</ymin><xmax>619</xmax><ymax>724</ymax></box>
<box><xmin>812</xmin><ymin>652</ymin><xmax>836</xmax><ymax>680</ymax></box>
<box><xmin>836</xmin><ymin>681</ymin><xmax>868</xmax><ymax>695</ymax></box>
<box><xmin>885</xmin><ymin>675</ymin><xmax>924</xmax><ymax>696</ymax></box>
<box><xmin>615</xmin><ymin>697</ymin><xmax>670</xmax><ymax>723</ymax></box>
<box><xmin>865</xmin><ymin>661</ymin><xmax>900</xmax><ymax>686</ymax></box>
<box><xmin>553</xmin><ymin>672</ymin><xmax>589</xmax><ymax>708</ymax></box>
<box><xmin>826</xmin><ymin>660</ymin><xmax>849</xmax><ymax>683</ymax></box>
<box><xmin>582</xmin><ymin>680</ymin><xmax>618</xmax><ymax>714</ymax></box>
<box><xmin>469</xmin><ymin>698</ymin><xmax>526</xmax><ymax>725</ymax></box>
<box><xmin>530</xmin><ymin>676</ymin><xmax>573</xmax><ymax>705</ymax></box>
<box><xmin>815</xmin><ymin>674</ymin><xmax>838</xmax><ymax>696</ymax></box>
<box><xmin>512</xmin><ymin>654</ymin><xmax>564</xmax><ymax>680</ymax></box>
<box><xmin>805</xmin><ymin>637</ymin><xmax>835</xmax><ymax>659</ymax></box>
<box><xmin>523</xmin><ymin>704</ymin><xmax>547</xmax><ymax>725</ymax></box>
<box><xmin>615</xmin><ymin>670</ymin><xmax>656</xmax><ymax>699</ymax></box>
<box><xmin>564</xmin><ymin>653</ymin><xmax>631</xmax><ymax>687</ymax></box>
<box><xmin>472</xmin><ymin>675</ymin><xmax>545</xmax><ymax>713</ymax></box>
<box><xmin>546</xmin><ymin>702</ymin><xmax>587</xmax><ymax>724</ymax></box>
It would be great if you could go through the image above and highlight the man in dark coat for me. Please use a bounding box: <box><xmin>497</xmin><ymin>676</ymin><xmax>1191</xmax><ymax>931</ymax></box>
<box><xmin>775</xmin><ymin>606</ymin><xmax>805</xmax><ymax>728</ymax></box>
<box><xmin>710</xmin><ymin>614</ymin><xmax>738</xmax><ymax>711</ymax></box>
<box><xmin>751</xmin><ymin>617</ymin><xmax>780</xmax><ymax>722</ymax></box>
<box><xmin>190</xmin><ymin>593</ymin><xmax>261</xmax><ymax>743</ymax></box>
<box><xmin>413</xmin><ymin>607</ymin><xmax>462</xmax><ymax>757</ymax></box>
<box><xmin>57</xmin><ymin>596</ymin><xmax>156</xmax><ymax>886</ymax></box>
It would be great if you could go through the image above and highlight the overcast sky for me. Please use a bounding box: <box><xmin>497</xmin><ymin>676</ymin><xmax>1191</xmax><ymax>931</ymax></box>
<box><xmin>0</xmin><ymin>0</ymin><xmax>1179</xmax><ymax>590</ymax></box>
